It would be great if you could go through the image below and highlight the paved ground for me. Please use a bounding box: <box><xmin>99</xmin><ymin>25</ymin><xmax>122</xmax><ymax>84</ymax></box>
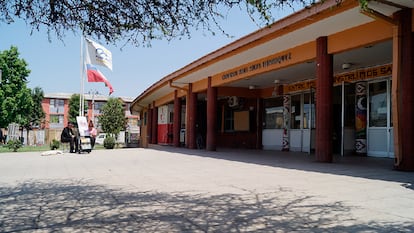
<box><xmin>0</xmin><ymin>146</ymin><xmax>413</xmax><ymax>232</ymax></box>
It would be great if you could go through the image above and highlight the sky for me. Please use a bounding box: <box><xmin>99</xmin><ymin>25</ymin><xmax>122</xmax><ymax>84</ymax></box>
<box><xmin>0</xmin><ymin>6</ymin><xmax>297</xmax><ymax>98</ymax></box>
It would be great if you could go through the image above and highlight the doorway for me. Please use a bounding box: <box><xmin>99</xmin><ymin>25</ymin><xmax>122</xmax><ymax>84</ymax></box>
<box><xmin>367</xmin><ymin>79</ymin><xmax>394</xmax><ymax>158</ymax></box>
<box><xmin>333</xmin><ymin>83</ymin><xmax>356</xmax><ymax>156</ymax></box>
<box><xmin>290</xmin><ymin>92</ymin><xmax>315</xmax><ymax>152</ymax></box>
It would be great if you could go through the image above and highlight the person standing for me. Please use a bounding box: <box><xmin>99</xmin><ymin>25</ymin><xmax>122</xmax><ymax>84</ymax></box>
<box><xmin>88</xmin><ymin>121</ymin><xmax>97</xmax><ymax>149</ymax></box>
<box><xmin>71</xmin><ymin>123</ymin><xmax>80</xmax><ymax>152</ymax></box>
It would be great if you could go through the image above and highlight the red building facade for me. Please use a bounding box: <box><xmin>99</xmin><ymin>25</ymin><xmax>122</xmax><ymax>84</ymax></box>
<box><xmin>131</xmin><ymin>0</ymin><xmax>414</xmax><ymax>171</ymax></box>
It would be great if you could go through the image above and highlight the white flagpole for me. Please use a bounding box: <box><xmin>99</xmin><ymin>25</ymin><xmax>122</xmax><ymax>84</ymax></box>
<box><xmin>79</xmin><ymin>36</ymin><xmax>83</xmax><ymax>117</ymax></box>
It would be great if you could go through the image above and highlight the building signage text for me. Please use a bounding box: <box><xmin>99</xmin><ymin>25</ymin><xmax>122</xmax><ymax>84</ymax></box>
<box><xmin>222</xmin><ymin>52</ymin><xmax>292</xmax><ymax>80</ymax></box>
<box><xmin>334</xmin><ymin>64</ymin><xmax>392</xmax><ymax>83</ymax></box>
<box><xmin>284</xmin><ymin>64</ymin><xmax>392</xmax><ymax>93</ymax></box>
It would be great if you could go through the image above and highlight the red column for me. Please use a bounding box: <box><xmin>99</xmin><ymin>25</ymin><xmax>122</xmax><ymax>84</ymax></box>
<box><xmin>173</xmin><ymin>90</ymin><xmax>181</xmax><ymax>147</ymax></box>
<box><xmin>151</xmin><ymin>102</ymin><xmax>158</xmax><ymax>144</ymax></box>
<box><xmin>315</xmin><ymin>36</ymin><xmax>333</xmax><ymax>162</ymax></box>
<box><xmin>147</xmin><ymin>104</ymin><xmax>152</xmax><ymax>144</ymax></box>
<box><xmin>206</xmin><ymin>77</ymin><xmax>217</xmax><ymax>151</ymax></box>
<box><xmin>395</xmin><ymin>9</ymin><xmax>414</xmax><ymax>171</ymax></box>
<box><xmin>187</xmin><ymin>84</ymin><xmax>197</xmax><ymax>149</ymax></box>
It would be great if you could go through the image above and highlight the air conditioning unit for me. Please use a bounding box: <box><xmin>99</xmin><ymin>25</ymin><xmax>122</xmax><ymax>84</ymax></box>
<box><xmin>228</xmin><ymin>96</ymin><xmax>239</xmax><ymax>108</ymax></box>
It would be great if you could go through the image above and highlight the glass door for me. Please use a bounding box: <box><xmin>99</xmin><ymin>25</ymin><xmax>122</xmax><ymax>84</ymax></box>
<box><xmin>290</xmin><ymin>94</ymin><xmax>302</xmax><ymax>151</ymax></box>
<box><xmin>290</xmin><ymin>92</ymin><xmax>314</xmax><ymax>152</ymax></box>
<box><xmin>367</xmin><ymin>80</ymin><xmax>393</xmax><ymax>157</ymax></box>
<box><xmin>303</xmin><ymin>92</ymin><xmax>315</xmax><ymax>153</ymax></box>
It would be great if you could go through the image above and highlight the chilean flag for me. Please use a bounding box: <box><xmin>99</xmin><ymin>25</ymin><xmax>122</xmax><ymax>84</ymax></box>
<box><xmin>86</xmin><ymin>63</ymin><xmax>114</xmax><ymax>95</ymax></box>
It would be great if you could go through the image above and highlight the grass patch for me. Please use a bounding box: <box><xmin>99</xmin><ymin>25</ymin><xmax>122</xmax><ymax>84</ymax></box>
<box><xmin>0</xmin><ymin>144</ymin><xmax>110</xmax><ymax>153</ymax></box>
<box><xmin>0</xmin><ymin>144</ymin><xmax>50</xmax><ymax>153</ymax></box>
<box><xmin>0</xmin><ymin>143</ymin><xmax>123</xmax><ymax>153</ymax></box>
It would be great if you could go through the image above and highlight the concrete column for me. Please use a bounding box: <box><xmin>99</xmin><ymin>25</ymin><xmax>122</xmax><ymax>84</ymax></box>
<box><xmin>394</xmin><ymin>9</ymin><xmax>414</xmax><ymax>171</ymax></box>
<box><xmin>206</xmin><ymin>77</ymin><xmax>217</xmax><ymax>151</ymax></box>
<box><xmin>315</xmin><ymin>36</ymin><xmax>333</xmax><ymax>162</ymax></box>
<box><xmin>187</xmin><ymin>84</ymin><xmax>197</xmax><ymax>149</ymax></box>
<box><xmin>173</xmin><ymin>90</ymin><xmax>181</xmax><ymax>147</ymax></box>
<box><xmin>151</xmin><ymin>102</ymin><xmax>158</xmax><ymax>144</ymax></box>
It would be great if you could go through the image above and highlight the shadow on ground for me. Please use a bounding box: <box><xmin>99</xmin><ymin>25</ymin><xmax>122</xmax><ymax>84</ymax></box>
<box><xmin>1</xmin><ymin>180</ymin><xmax>412</xmax><ymax>232</ymax></box>
<box><xmin>148</xmin><ymin>145</ymin><xmax>414</xmax><ymax>187</ymax></box>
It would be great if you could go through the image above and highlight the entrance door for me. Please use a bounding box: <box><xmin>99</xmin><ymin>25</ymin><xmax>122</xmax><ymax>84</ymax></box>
<box><xmin>333</xmin><ymin>83</ymin><xmax>356</xmax><ymax>156</ymax></box>
<box><xmin>290</xmin><ymin>92</ymin><xmax>314</xmax><ymax>152</ymax></box>
<box><xmin>367</xmin><ymin>80</ymin><xmax>394</xmax><ymax>158</ymax></box>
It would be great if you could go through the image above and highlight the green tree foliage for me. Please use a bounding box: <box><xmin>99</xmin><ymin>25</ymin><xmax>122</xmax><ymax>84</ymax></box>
<box><xmin>0</xmin><ymin>0</ymin><xmax>338</xmax><ymax>46</ymax></box>
<box><xmin>68</xmin><ymin>94</ymin><xmax>88</xmax><ymax>124</ymax></box>
<box><xmin>0</xmin><ymin>46</ymin><xmax>33</xmax><ymax>128</ymax></box>
<box><xmin>28</xmin><ymin>87</ymin><xmax>45</xmax><ymax>128</ymax></box>
<box><xmin>359</xmin><ymin>0</ymin><xmax>369</xmax><ymax>10</ymax></box>
<box><xmin>98</xmin><ymin>98</ymin><xmax>125</xmax><ymax>138</ymax></box>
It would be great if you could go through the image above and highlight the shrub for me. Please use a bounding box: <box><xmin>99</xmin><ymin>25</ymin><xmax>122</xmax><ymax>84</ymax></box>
<box><xmin>7</xmin><ymin>139</ymin><xmax>22</xmax><ymax>152</ymax></box>
<box><xmin>50</xmin><ymin>139</ymin><xmax>61</xmax><ymax>150</ymax></box>
<box><xmin>104</xmin><ymin>136</ymin><xmax>115</xmax><ymax>149</ymax></box>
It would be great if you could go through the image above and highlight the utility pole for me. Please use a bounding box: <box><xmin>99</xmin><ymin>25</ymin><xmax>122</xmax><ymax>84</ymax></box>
<box><xmin>88</xmin><ymin>89</ymin><xmax>100</xmax><ymax>126</ymax></box>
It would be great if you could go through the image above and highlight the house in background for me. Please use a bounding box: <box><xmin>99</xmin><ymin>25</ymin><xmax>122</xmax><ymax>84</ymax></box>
<box><xmin>42</xmin><ymin>93</ymin><xmax>139</xmax><ymax>145</ymax></box>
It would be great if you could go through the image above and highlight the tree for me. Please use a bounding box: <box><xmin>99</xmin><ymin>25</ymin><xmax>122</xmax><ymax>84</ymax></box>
<box><xmin>0</xmin><ymin>46</ymin><xmax>33</xmax><ymax>128</ymax></box>
<box><xmin>68</xmin><ymin>94</ymin><xmax>88</xmax><ymax>124</ymax></box>
<box><xmin>20</xmin><ymin>86</ymin><xmax>46</xmax><ymax>144</ymax></box>
<box><xmin>98</xmin><ymin>98</ymin><xmax>125</xmax><ymax>138</ymax></box>
<box><xmin>0</xmin><ymin>0</ymin><xmax>362</xmax><ymax>46</ymax></box>
<box><xmin>28</xmin><ymin>87</ymin><xmax>45</xmax><ymax>128</ymax></box>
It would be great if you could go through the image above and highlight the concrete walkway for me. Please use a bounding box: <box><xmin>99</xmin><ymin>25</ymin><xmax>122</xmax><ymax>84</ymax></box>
<box><xmin>0</xmin><ymin>146</ymin><xmax>413</xmax><ymax>232</ymax></box>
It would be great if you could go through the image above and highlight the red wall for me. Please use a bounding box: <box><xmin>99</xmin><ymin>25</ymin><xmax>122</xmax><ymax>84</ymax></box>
<box><xmin>158</xmin><ymin>123</ymin><xmax>173</xmax><ymax>145</ymax></box>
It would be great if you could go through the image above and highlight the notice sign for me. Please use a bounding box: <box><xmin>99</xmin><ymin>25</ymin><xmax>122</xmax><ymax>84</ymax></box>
<box><xmin>76</xmin><ymin>116</ymin><xmax>89</xmax><ymax>136</ymax></box>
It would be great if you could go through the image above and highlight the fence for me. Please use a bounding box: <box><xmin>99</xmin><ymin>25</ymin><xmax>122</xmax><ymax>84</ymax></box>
<box><xmin>0</xmin><ymin>127</ymin><xmax>62</xmax><ymax>146</ymax></box>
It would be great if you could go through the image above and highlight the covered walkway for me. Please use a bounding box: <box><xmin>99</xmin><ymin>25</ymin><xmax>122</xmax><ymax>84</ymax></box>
<box><xmin>148</xmin><ymin>144</ymin><xmax>410</xmax><ymax>184</ymax></box>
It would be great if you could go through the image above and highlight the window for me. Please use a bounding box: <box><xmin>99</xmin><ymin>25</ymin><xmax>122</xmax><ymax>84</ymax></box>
<box><xmin>264</xmin><ymin>97</ymin><xmax>283</xmax><ymax>129</ymax></box>
<box><xmin>290</xmin><ymin>94</ymin><xmax>301</xmax><ymax>129</ymax></box>
<box><xmin>220</xmin><ymin>108</ymin><xmax>250</xmax><ymax>132</ymax></box>
<box><xmin>369</xmin><ymin>81</ymin><xmax>387</xmax><ymax>127</ymax></box>
<box><xmin>181</xmin><ymin>104</ymin><xmax>186</xmax><ymax>129</ymax></box>
<box><xmin>169</xmin><ymin>112</ymin><xmax>174</xmax><ymax>124</ymax></box>
<box><xmin>144</xmin><ymin>112</ymin><xmax>147</xmax><ymax>125</ymax></box>
<box><xmin>49</xmin><ymin>115</ymin><xmax>64</xmax><ymax>128</ymax></box>
<box><xmin>344</xmin><ymin>84</ymin><xmax>356</xmax><ymax>128</ymax></box>
<box><xmin>94</xmin><ymin>102</ymin><xmax>105</xmax><ymax>115</ymax></box>
<box><xmin>49</xmin><ymin>99</ymin><xmax>64</xmax><ymax>113</ymax></box>
<box><xmin>303</xmin><ymin>93</ymin><xmax>316</xmax><ymax>129</ymax></box>
<box><xmin>224</xmin><ymin>109</ymin><xmax>234</xmax><ymax>131</ymax></box>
